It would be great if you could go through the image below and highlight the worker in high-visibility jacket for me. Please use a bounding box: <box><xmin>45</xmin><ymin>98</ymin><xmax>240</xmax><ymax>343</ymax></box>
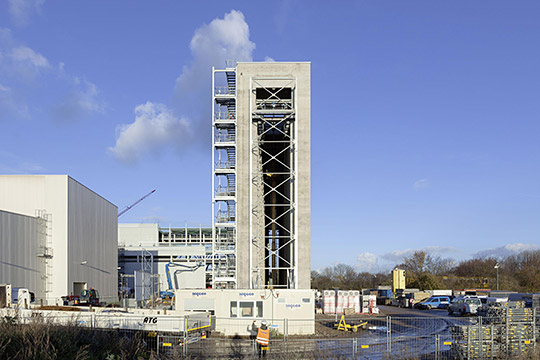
<box><xmin>256</xmin><ymin>320</ymin><xmax>270</xmax><ymax>358</ymax></box>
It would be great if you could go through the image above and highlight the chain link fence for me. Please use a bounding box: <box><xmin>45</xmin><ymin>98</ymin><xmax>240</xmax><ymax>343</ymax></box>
<box><xmin>3</xmin><ymin>309</ymin><xmax>540</xmax><ymax>358</ymax></box>
<box><xmin>146</xmin><ymin>310</ymin><xmax>539</xmax><ymax>359</ymax></box>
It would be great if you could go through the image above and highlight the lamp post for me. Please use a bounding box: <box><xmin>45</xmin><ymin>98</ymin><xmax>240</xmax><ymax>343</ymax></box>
<box><xmin>494</xmin><ymin>263</ymin><xmax>500</xmax><ymax>291</ymax></box>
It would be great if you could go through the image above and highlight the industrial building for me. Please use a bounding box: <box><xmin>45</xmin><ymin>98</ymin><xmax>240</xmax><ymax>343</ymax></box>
<box><xmin>118</xmin><ymin>223</ymin><xmax>211</xmax><ymax>301</ymax></box>
<box><xmin>211</xmin><ymin>61</ymin><xmax>311</xmax><ymax>290</ymax></box>
<box><xmin>0</xmin><ymin>175</ymin><xmax>118</xmax><ymax>304</ymax></box>
<box><xmin>116</xmin><ymin>62</ymin><xmax>314</xmax><ymax>333</ymax></box>
<box><xmin>169</xmin><ymin>61</ymin><xmax>315</xmax><ymax>334</ymax></box>
<box><xmin>119</xmin><ymin>61</ymin><xmax>312</xmax><ymax>296</ymax></box>
<box><xmin>0</xmin><ymin>61</ymin><xmax>314</xmax><ymax>336</ymax></box>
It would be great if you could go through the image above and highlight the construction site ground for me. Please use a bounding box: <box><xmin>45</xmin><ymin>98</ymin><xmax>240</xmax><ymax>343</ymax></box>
<box><xmin>309</xmin><ymin>305</ymin><xmax>450</xmax><ymax>338</ymax></box>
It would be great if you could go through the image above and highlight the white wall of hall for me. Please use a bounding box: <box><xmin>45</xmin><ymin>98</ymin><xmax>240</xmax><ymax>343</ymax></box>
<box><xmin>0</xmin><ymin>175</ymin><xmax>117</xmax><ymax>303</ymax></box>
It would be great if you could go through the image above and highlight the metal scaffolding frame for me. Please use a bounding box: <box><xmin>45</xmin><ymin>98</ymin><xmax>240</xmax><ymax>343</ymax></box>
<box><xmin>35</xmin><ymin>210</ymin><xmax>53</xmax><ymax>303</ymax></box>
<box><xmin>211</xmin><ymin>61</ymin><xmax>238</xmax><ymax>289</ymax></box>
<box><xmin>250</xmin><ymin>77</ymin><xmax>298</xmax><ymax>289</ymax></box>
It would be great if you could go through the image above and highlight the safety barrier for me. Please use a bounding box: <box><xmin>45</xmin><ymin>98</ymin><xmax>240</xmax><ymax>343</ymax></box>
<box><xmin>2</xmin><ymin>311</ymin><xmax>540</xmax><ymax>359</ymax></box>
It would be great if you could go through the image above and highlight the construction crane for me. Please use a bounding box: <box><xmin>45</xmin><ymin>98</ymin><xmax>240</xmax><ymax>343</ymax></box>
<box><xmin>118</xmin><ymin>189</ymin><xmax>156</xmax><ymax>217</ymax></box>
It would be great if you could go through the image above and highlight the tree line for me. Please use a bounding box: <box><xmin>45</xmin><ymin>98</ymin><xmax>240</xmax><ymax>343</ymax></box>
<box><xmin>311</xmin><ymin>250</ymin><xmax>540</xmax><ymax>293</ymax></box>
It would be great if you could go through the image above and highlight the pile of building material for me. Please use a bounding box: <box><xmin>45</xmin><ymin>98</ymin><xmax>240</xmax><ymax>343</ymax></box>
<box><xmin>450</xmin><ymin>301</ymin><xmax>535</xmax><ymax>358</ymax></box>
<box><xmin>322</xmin><ymin>290</ymin><xmax>377</xmax><ymax>314</ymax></box>
<box><xmin>450</xmin><ymin>324</ymin><xmax>500</xmax><ymax>358</ymax></box>
<box><xmin>392</xmin><ymin>289</ymin><xmax>430</xmax><ymax>308</ymax></box>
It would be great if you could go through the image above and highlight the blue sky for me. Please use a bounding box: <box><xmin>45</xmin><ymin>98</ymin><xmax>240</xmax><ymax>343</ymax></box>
<box><xmin>1</xmin><ymin>1</ymin><xmax>540</xmax><ymax>272</ymax></box>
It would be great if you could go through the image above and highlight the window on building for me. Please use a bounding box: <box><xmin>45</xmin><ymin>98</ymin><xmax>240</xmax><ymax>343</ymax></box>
<box><xmin>240</xmin><ymin>302</ymin><xmax>253</xmax><ymax>317</ymax></box>
<box><xmin>230</xmin><ymin>302</ymin><xmax>238</xmax><ymax>318</ymax></box>
<box><xmin>229</xmin><ymin>301</ymin><xmax>264</xmax><ymax>318</ymax></box>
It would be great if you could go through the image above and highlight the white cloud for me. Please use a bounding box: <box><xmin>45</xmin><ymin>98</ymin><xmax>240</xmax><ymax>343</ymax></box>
<box><xmin>413</xmin><ymin>178</ymin><xmax>429</xmax><ymax>190</ymax></box>
<box><xmin>380</xmin><ymin>246</ymin><xmax>458</xmax><ymax>263</ymax></box>
<box><xmin>0</xmin><ymin>28</ymin><xmax>105</xmax><ymax>121</ymax></box>
<box><xmin>264</xmin><ymin>56</ymin><xmax>276</xmax><ymax>62</ymax></box>
<box><xmin>0</xmin><ymin>30</ymin><xmax>50</xmax><ymax>79</ymax></box>
<box><xmin>346</xmin><ymin>244</ymin><xmax>539</xmax><ymax>275</ymax></box>
<box><xmin>380</xmin><ymin>248</ymin><xmax>416</xmax><ymax>262</ymax></box>
<box><xmin>0</xmin><ymin>82</ymin><xmax>28</xmax><ymax>120</ymax></box>
<box><xmin>8</xmin><ymin>0</ymin><xmax>45</xmax><ymax>27</ymax></box>
<box><xmin>111</xmin><ymin>10</ymin><xmax>257</xmax><ymax>164</ymax></box>
<box><xmin>109</xmin><ymin>102</ymin><xmax>191</xmax><ymax>164</ymax></box>
<box><xmin>10</xmin><ymin>46</ymin><xmax>49</xmax><ymax>68</ymax></box>
<box><xmin>189</xmin><ymin>10</ymin><xmax>255</xmax><ymax>65</ymax></box>
<box><xmin>51</xmin><ymin>77</ymin><xmax>105</xmax><ymax>122</ymax></box>
<box><xmin>356</xmin><ymin>252</ymin><xmax>379</xmax><ymax>272</ymax></box>
<box><xmin>173</xmin><ymin>10</ymin><xmax>255</xmax><ymax>128</ymax></box>
<box><xmin>474</xmin><ymin>243</ymin><xmax>540</xmax><ymax>259</ymax></box>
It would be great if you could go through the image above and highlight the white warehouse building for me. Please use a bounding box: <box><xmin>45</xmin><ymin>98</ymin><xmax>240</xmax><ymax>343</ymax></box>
<box><xmin>0</xmin><ymin>175</ymin><xmax>118</xmax><ymax>304</ymax></box>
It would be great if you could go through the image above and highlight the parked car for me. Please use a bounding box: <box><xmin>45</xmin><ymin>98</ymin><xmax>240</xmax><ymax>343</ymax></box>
<box><xmin>414</xmin><ymin>296</ymin><xmax>451</xmax><ymax>310</ymax></box>
<box><xmin>448</xmin><ymin>296</ymin><xmax>482</xmax><ymax>316</ymax></box>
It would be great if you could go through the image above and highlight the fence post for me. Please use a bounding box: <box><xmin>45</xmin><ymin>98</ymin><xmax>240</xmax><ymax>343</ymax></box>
<box><xmin>534</xmin><ymin>308</ymin><xmax>537</xmax><ymax>351</ymax></box>
<box><xmin>284</xmin><ymin>318</ymin><xmax>288</xmax><ymax>354</ymax></box>
<box><xmin>386</xmin><ymin>316</ymin><xmax>392</xmax><ymax>355</ymax></box>
<box><xmin>434</xmin><ymin>334</ymin><xmax>439</xmax><ymax>360</ymax></box>
<box><xmin>156</xmin><ymin>335</ymin><xmax>160</xmax><ymax>357</ymax></box>
<box><xmin>183</xmin><ymin>316</ymin><xmax>188</xmax><ymax>356</ymax></box>
<box><xmin>506</xmin><ymin>307</ymin><xmax>509</xmax><ymax>357</ymax></box>
<box><xmin>478</xmin><ymin>316</ymin><xmax>483</xmax><ymax>359</ymax></box>
<box><xmin>467</xmin><ymin>326</ymin><xmax>471</xmax><ymax>360</ymax></box>
<box><xmin>353</xmin><ymin>337</ymin><xmax>357</xmax><ymax>358</ymax></box>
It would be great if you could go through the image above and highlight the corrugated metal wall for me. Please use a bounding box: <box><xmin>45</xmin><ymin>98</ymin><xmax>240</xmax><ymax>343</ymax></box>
<box><xmin>67</xmin><ymin>177</ymin><xmax>118</xmax><ymax>303</ymax></box>
<box><xmin>0</xmin><ymin>210</ymin><xmax>42</xmax><ymax>298</ymax></box>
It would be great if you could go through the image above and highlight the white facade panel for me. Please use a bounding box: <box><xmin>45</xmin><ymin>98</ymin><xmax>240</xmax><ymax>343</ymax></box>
<box><xmin>118</xmin><ymin>223</ymin><xmax>159</xmax><ymax>247</ymax></box>
<box><xmin>0</xmin><ymin>175</ymin><xmax>68</xmax><ymax>303</ymax></box>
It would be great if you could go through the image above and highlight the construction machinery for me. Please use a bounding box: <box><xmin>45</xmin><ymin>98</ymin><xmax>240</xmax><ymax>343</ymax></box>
<box><xmin>118</xmin><ymin>189</ymin><xmax>156</xmax><ymax>217</ymax></box>
<box><xmin>334</xmin><ymin>315</ymin><xmax>367</xmax><ymax>332</ymax></box>
<box><xmin>160</xmin><ymin>261</ymin><xmax>205</xmax><ymax>299</ymax></box>
<box><xmin>62</xmin><ymin>288</ymin><xmax>100</xmax><ymax>306</ymax></box>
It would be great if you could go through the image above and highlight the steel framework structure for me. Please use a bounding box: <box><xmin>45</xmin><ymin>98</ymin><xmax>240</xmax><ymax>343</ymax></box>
<box><xmin>250</xmin><ymin>77</ymin><xmax>298</xmax><ymax>289</ymax></box>
<box><xmin>36</xmin><ymin>210</ymin><xmax>53</xmax><ymax>303</ymax></box>
<box><xmin>211</xmin><ymin>61</ymin><xmax>238</xmax><ymax>288</ymax></box>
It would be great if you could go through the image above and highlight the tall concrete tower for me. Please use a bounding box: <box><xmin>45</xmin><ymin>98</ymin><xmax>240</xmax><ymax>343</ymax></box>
<box><xmin>212</xmin><ymin>62</ymin><xmax>311</xmax><ymax>290</ymax></box>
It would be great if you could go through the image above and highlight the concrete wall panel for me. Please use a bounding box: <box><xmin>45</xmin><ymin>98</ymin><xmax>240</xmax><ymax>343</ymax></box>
<box><xmin>236</xmin><ymin>63</ymin><xmax>311</xmax><ymax>289</ymax></box>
